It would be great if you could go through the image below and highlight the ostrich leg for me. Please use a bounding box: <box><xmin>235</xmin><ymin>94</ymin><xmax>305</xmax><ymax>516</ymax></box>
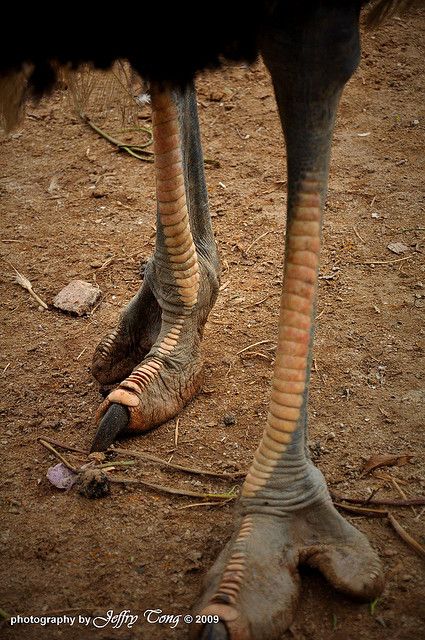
<box><xmin>91</xmin><ymin>84</ymin><xmax>219</xmax><ymax>451</ymax></box>
<box><xmin>194</xmin><ymin>4</ymin><xmax>384</xmax><ymax>639</ymax></box>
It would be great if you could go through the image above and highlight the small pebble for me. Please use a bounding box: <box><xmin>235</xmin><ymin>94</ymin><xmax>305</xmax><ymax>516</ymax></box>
<box><xmin>88</xmin><ymin>452</ymin><xmax>106</xmax><ymax>463</ymax></box>
<box><xmin>53</xmin><ymin>280</ymin><xmax>101</xmax><ymax>316</ymax></box>
<box><xmin>76</xmin><ymin>468</ymin><xmax>110</xmax><ymax>499</ymax></box>
<box><xmin>47</xmin><ymin>463</ymin><xmax>77</xmax><ymax>490</ymax></box>
<box><xmin>223</xmin><ymin>413</ymin><xmax>237</xmax><ymax>426</ymax></box>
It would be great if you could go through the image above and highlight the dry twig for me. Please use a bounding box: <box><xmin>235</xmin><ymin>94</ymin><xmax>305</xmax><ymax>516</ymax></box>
<box><xmin>415</xmin><ymin>507</ymin><xmax>425</xmax><ymax>521</ymax></box>
<box><xmin>390</xmin><ymin>476</ymin><xmax>417</xmax><ymax>517</ymax></box>
<box><xmin>108</xmin><ymin>476</ymin><xmax>239</xmax><ymax>501</ymax></box>
<box><xmin>388</xmin><ymin>514</ymin><xmax>425</xmax><ymax>560</ymax></box>
<box><xmin>38</xmin><ymin>439</ymin><xmax>79</xmax><ymax>472</ymax></box>
<box><xmin>38</xmin><ymin>437</ymin><xmax>244</xmax><ymax>480</ymax></box>
<box><xmin>98</xmin><ymin>460</ymin><xmax>137</xmax><ymax>470</ymax></box>
<box><xmin>84</xmin><ymin>117</ymin><xmax>154</xmax><ymax>161</ymax></box>
<box><xmin>331</xmin><ymin>491</ymin><xmax>425</xmax><ymax>507</ymax></box>
<box><xmin>245</xmin><ymin>231</ymin><xmax>270</xmax><ymax>255</ymax></box>
<box><xmin>110</xmin><ymin>446</ymin><xmax>244</xmax><ymax>479</ymax></box>
<box><xmin>319</xmin><ymin>272</ymin><xmax>339</xmax><ymax>280</ymax></box>
<box><xmin>244</xmin><ymin>293</ymin><xmax>275</xmax><ymax>308</ymax></box>
<box><xmin>178</xmin><ymin>498</ymin><xmax>235</xmax><ymax>509</ymax></box>
<box><xmin>37</xmin><ymin>436</ymin><xmax>87</xmax><ymax>455</ymax></box>
<box><xmin>333</xmin><ymin>502</ymin><xmax>388</xmax><ymax>517</ymax></box>
<box><xmin>353</xmin><ymin>226</ymin><xmax>365</xmax><ymax>243</ymax></box>
<box><xmin>236</xmin><ymin>340</ymin><xmax>274</xmax><ymax>356</ymax></box>
<box><xmin>9</xmin><ymin>263</ymin><xmax>48</xmax><ymax>309</ymax></box>
<box><xmin>354</xmin><ymin>255</ymin><xmax>414</xmax><ymax>266</ymax></box>
<box><xmin>174</xmin><ymin>418</ymin><xmax>180</xmax><ymax>449</ymax></box>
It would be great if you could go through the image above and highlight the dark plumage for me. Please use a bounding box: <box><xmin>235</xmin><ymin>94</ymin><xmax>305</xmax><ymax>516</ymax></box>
<box><xmin>0</xmin><ymin>0</ymin><xmax>418</xmax><ymax>119</ymax></box>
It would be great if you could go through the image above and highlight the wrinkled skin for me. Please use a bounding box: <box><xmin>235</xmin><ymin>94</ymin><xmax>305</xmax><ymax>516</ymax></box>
<box><xmin>91</xmin><ymin>2</ymin><xmax>385</xmax><ymax>639</ymax></box>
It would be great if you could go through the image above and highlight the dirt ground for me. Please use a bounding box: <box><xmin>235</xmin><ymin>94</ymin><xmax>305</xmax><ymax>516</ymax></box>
<box><xmin>1</xmin><ymin>10</ymin><xmax>424</xmax><ymax>640</ymax></box>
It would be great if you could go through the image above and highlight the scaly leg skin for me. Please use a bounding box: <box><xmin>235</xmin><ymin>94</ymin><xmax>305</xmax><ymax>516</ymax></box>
<box><xmin>193</xmin><ymin>5</ymin><xmax>383</xmax><ymax>639</ymax></box>
<box><xmin>91</xmin><ymin>84</ymin><xmax>219</xmax><ymax>451</ymax></box>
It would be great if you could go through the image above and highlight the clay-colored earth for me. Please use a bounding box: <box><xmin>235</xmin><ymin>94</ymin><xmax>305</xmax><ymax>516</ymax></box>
<box><xmin>1</xmin><ymin>9</ymin><xmax>424</xmax><ymax>640</ymax></box>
